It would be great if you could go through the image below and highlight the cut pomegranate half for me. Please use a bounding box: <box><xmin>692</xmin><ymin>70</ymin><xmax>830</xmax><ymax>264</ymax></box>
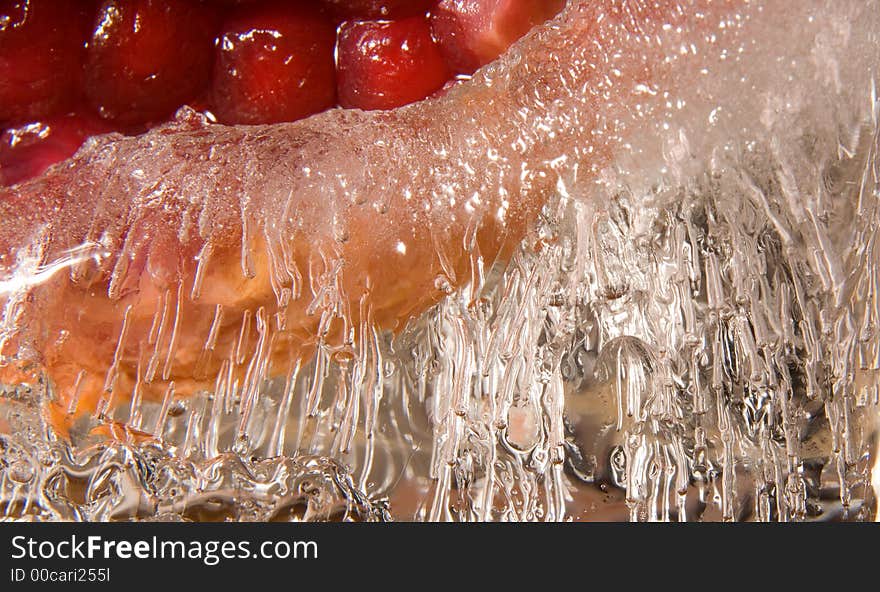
<box><xmin>0</xmin><ymin>0</ymin><xmax>566</xmax><ymax>186</ymax></box>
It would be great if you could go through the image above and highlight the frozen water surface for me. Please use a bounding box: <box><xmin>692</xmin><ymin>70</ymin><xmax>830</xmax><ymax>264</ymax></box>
<box><xmin>1</xmin><ymin>0</ymin><xmax>879</xmax><ymax>521</ymax></box>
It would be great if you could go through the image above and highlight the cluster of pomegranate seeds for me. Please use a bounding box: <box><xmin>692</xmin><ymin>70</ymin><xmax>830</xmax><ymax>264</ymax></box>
<box><xmin>0</xmin><ymin>0</ymin><xmax>564</xmax><ymax>186</ymax></box>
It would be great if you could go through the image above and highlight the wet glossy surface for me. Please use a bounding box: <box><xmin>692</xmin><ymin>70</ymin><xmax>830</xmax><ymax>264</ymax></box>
<box><xmin>1</xmin><ymin>0</ymin><xmax>879</xmax><ymax>521</ymax></box>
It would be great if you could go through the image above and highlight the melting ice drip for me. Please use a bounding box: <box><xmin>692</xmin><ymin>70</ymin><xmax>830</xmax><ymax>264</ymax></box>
<box><xmin>1</xmin><ymin>0</ymin><xmax>880</xmax><ymax>522</ymax></box>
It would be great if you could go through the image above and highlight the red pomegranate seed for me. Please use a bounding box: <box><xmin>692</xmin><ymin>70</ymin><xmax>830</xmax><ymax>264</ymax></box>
<box><xmin>83</xmin><ymin>0</ymin><xmax>219</xmax><ymax>127</ymax></box>
<box><xmin>337</xmin><ymin>16</ymin><xmax>450</xmax><ymax>111</ymax></box>
<box><xmin>321</xmin><ymin>0</ymin><xmax>435</xmax><ymax>19</ymax></box>
<box><xmin>0</xmin><ymin>114</ymin><xmax>113</xmax><ymax>186</ymax></box>
<box><xmin>211</xmin><ymin>1</ymin><xmax>337</xmax><ymax>125</ymax></box>
<box><xmin>430</xmin><ymin>0</ymin><xmax>565</xmax><ymax>75</ymax></box>
<box><xmin>0</xmin><ymin>0</ymin><xmax>94</xmax><ymax>124</ymax></box>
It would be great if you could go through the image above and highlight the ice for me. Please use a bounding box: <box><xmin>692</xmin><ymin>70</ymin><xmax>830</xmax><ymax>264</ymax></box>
<box><xmin>1</xmin><ymin>0</ymin><xmax>879</xmax><ymax>521</ymax></box>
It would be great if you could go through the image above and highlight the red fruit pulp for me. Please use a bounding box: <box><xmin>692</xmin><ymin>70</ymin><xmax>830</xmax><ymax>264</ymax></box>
<box><xmin>211</xmin><ymin>1</ymin><xmax>337</xmax><ymax>125</ymax></box>
<box><xmin>83</xmin><ymin>0</ymin><xmax>219</xmax><ymax>127</ymax></box>
<box><xmin>0</xmin><ymin>0</ymin><xmax>94</xmax><ymax>123</ymax></box>
<box><xmin>337</xmin><ymin>16</ymin><xmax>450</xmax><ymax>111</ymax></box>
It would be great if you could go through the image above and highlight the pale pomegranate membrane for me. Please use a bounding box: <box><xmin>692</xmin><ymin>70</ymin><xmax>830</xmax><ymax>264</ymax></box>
<box><xmin>1</xmin><ymin>0</ymin><xmax>879</xmax><ymax>522</ymax></box>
